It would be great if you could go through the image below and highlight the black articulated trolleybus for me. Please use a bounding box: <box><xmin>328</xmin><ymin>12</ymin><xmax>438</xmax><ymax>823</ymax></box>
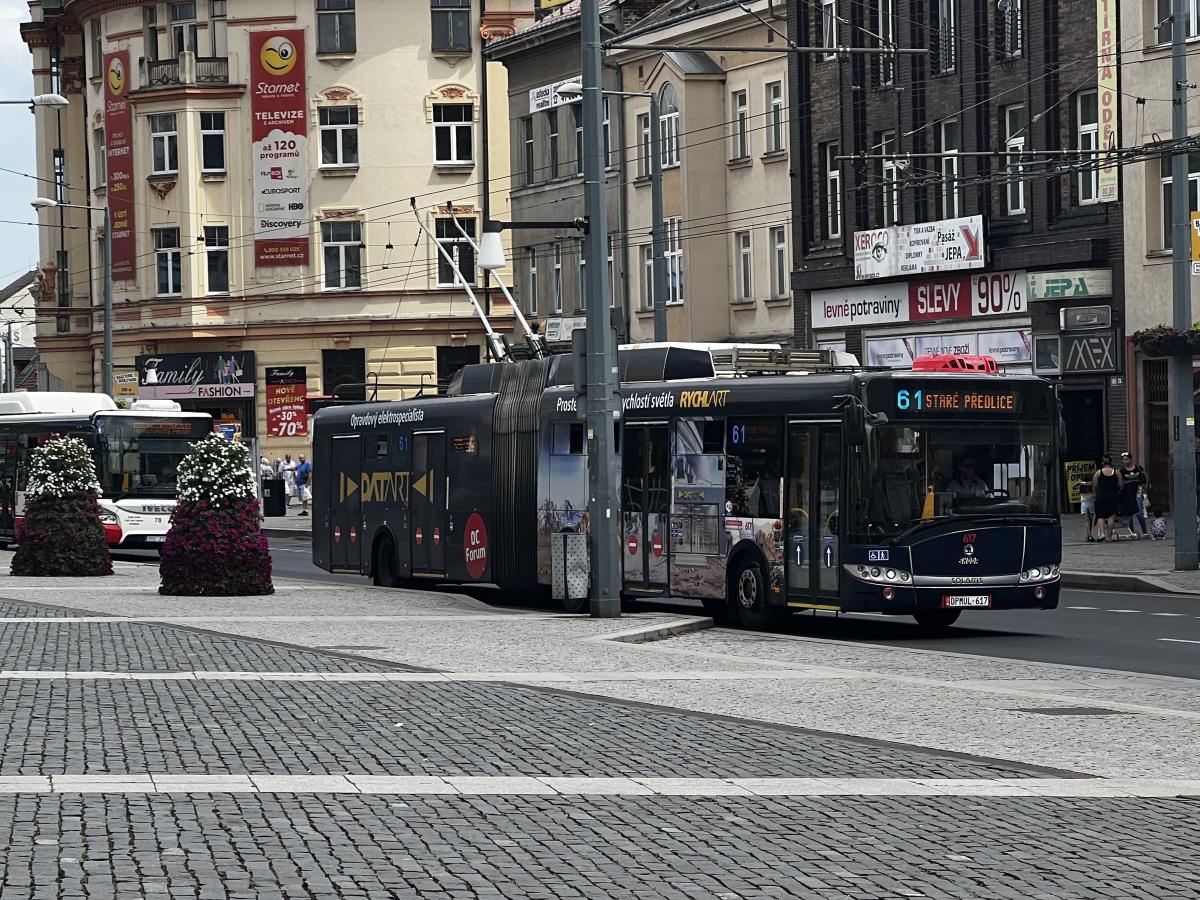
<box><xmin>313</xmin><ymin>345</ymin><xmax>1062</xmax><ymax>630</ymax></box>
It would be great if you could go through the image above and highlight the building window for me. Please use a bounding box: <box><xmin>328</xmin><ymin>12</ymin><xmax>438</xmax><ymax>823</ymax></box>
<box><xmin>94</xmin><ymin>127</ymin><xmax>106</xmax><ymax>189</ymax></box>
<box><xmin>432</xmin><ymin>0</ymin><xmax>471</xmax><ymax>53</ymax></box>
<box><xmin>546</xmin><ymin>110</ymin><xmax>559</xmax><ymax>179</ymax></box>
<box><xmin>150</xmin><ymin>114</ymin><xmax>178</xmax><ymax>176</ymax></box>
<box><xmin>204</xmin><ymin>225</ymin><xmax>229</xmax><ymax>294</ymax></box>
<box><xmin>577</xmin><ymin>238</ymin><xmax>587</xmax><ymax>311</ymax></box>
<box><xmin>1157</xmin><ymin>0</ymin><xmax>1200</xmax><ymax>43</ymax></box>
<box><xmin>434</xmin><ymin>218</ymin><xmax>475</xmax><ymax>287</ymax></box>
<box><xmin>525</xmin><ymin>247</ymin><xmax>538</xmax><ymax>315</ymax></box>
<box><xmin>210</xmin><ymin>0</ymin><xmax>228</xmax><ymax>56</ymax></box>
<box><xmin>317</xmin><ymin>0</ymin><xmax>356</xmax><ymax>54</ymax></box>
<box><xmin>1004</xmin><ymin>104</ymin><xmax>1026</xmax><ymax>214</ymax></box>
<box><xmin>53</xmin><ymin>150</ymin><xmax>66</xmax><ymax>204</ymax></box>
<box><xmin>200</xmin><ymin>111</ymin><xmax>226</xmax><ymax>174</ymax></box>
<box><xmin>935</xmin><ymin>0</ymin><xmax>955</xmax><ymax>73</ymax></box>
<box><xmin>637</xmin><ymin>113</ymin><xmax>651</xmax><ymax>178</ymax></box>
<box><xmin>323</xmin><ymin>220</ymin><xmax>362</xmax><ymax>290</ymax></box>
<box><xmin>640</xmin><ymin>244</ymin><xmax>653</xmax><ymax>310</ymax></box>
<box><xmin>822</xmin><ymin>0</ymin><xmax>838</xmax><ymax>59</ymax></box>
<box><xmin>939</xmin><ymin>119</ymin><xmax>960</xmax><ymax>218</ymax></box>
<box><xmin>323</xmin><ymin>348</ymin><xmax>365</xmax><ymax>401</ymax></box>
<box><xmin>603</xmin><ymin>97</ymin><xmax>613</xmax><ymax>169</ymax></box>
<box><xmin>1075</xmin><ymin>90</ymin><xmax>1099</xmax><ymax>205</ymax></box>
<box><xmin>766</xmin><ymin>82</ymin><xmax>784</xmax><ymax>153</ymax></box>
<box><xmin>170</xmin><ymin>2</ymin><xmax>198</xmax><ymax>57</ymax></box>
<box><xmin>552</xmin><ymin>241</ymin><xmax>563</xmax><ymax>313</ymax></box>
<box><xmin>771</xmin><ymin>226</ymin><xmax>788</xmax><ymax>299</ymax></box>
<box><xmin>659</xmin><ymin>83</ymin><xmax>680</xmax><ymax>167</ymax></box>
<box><xmin>880</xmin><ymin>131</ymin><xmax>899</xmax><ymax>226</ymax></box>
<box><xmin>666</xmin><ymin>217</ymin><xmax>684</xmax><ymax>304</ymax></box>
<box><xmin>732</xmin><ymin>90</ymin><xmax>749</xmax><ymax>160</ymax></box>
<box><xmin>319</xmin><ymin>106</ymin><xmax>359</xmax><ymax>168</ymax></box>
<box><xmin>522</xmin><ymin>116</ymin><xmax>534</xmax><ymax>185</ymax></box>
<box><xmin>998</xmin><ymin>0</ymin><xmax>1022</xmax><ymax>57</ymax></box>
<box><xmin>90</xmin><ymin>18</ymin><xmax>102</xmax><ymax>79</ymax></box>
<box><xmin>821</xmin><ymin>141</ymin><xmax>841</xmax><ymax>239</ymax></box>
<box><xmin>144</xmin><ymin>5</ymin><xmax>160</xmax><ymax>61</ymax></box>
<box><xmin>433</xmin><ymin>103</ymin><xmax>473</xmax><ymax>166</ymax></box>
<box><xmin>153</xmin><ymin>228</ymin><xmax>182</xmax><ymax>297</ymax></box>
<box><xmin>574</xmin><ymin>104</ymin><xmax>584</xmax><ymax>175</ymax></box>
<box><xmin>608</xmin><ymin>234</ymin><xmax>616</xmax><ymax>307</ymax></box>
<box><xmin>735</xmin><ymin>231</ymin><xmax>752</xmax><ymax>302</ymax></box>
<box><xmin>876</xmin><ymin>0</ymin><xmax>895</xmax><ymax>86</ymax></box>
<box><xmin>1159</xmin><ymin>153</ymin><xmax>1200</xmax><ymax>249</ymax></box>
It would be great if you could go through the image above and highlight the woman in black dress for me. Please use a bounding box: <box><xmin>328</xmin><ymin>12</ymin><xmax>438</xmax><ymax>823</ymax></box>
<box><xmin>1092</xmin><ymin>455</ymin><xmax>1124</xmax><ymax>542</ymax></box>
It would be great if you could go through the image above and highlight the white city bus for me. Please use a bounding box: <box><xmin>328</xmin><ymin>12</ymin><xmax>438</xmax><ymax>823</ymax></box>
<box><xmin>0</xmin><ymin>392</ymin><xmax>212</xmax><ymax>549</ymax></box>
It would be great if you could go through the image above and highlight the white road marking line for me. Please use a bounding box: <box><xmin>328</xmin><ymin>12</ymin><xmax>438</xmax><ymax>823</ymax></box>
<box><xmin>0</xmin><ymin>775</ymin><xmax>1193</xmax><ymax>798</ymax></box>
<box><xmin>1065</xmin><ymin>606</ymin><xmax>1099</xmax><ymax>610</ymax></box>
<box><xmin>1105</xmin><ymin>609</ymin><xmax>1141</xmax><ymax>613</ymax></box>
<box><xmin>0</xmin><ymin>669</ymin><xmax>841</xmax><ymax>684</ymax></box>
<box><xmin>1150</xmin><ymin>612</ymin><xmax>1188</xmax><ymax>617</ymax></box>
<box><xmin>1158</xmin><ymin>638</ymin><xmax>1200</xmax><ymax>645</ymax></box>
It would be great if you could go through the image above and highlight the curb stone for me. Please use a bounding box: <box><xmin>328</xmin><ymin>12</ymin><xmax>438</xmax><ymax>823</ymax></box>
<box><xmin>1060</xmin><ymin>570</ymin><xmax>1200</xmax><ymax>596</ymax></box>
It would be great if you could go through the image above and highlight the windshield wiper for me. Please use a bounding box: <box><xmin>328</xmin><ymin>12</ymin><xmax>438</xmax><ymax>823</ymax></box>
<box><xmin>884</xmin><ymin>516</ymin><xmax>955</xmax><ymax>544</ymax></box>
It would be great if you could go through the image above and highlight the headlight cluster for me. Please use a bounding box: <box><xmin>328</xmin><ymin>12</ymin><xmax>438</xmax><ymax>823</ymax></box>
<box><xmin>98</xmin><ymin>513</ymin><xmax>119</xmax><ymax>525</ymax></box>
<box><xmin>846</xmin><ymin>564</ymin><xmax>912</xmax><ymax>584</ymax></box>
<box><xmin>1019</xmin><ymin>565</ymin><xmax>1059</xmax><ymax>583</ymax></box>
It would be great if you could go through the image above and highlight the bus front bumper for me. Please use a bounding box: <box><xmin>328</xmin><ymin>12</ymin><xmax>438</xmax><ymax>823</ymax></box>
<box><xmin>842</xmin><ymin>579</ymin><xmax>1060</xmax><ymax>613</ymax></box>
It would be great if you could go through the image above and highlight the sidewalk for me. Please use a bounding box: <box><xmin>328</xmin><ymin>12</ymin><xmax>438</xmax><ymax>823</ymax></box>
<box><xmin>1061</xmin><ymin>513</ymin><xmax>1200</xmax><ymax>595</ymax></box>
<box><xmin>263</xmin><ymin>511</ymin><xmax>312</xmax><ymax>540</ymax></box>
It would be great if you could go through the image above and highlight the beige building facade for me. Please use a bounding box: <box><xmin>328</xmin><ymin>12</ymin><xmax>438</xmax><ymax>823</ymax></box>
<box><xmin>21</xmin><ymin>0</ymin><xmax>531</xmax><ymax>456</ymax></box>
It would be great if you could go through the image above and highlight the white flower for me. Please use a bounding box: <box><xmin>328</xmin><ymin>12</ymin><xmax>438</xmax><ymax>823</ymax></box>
<box><xmin>176</xmin><ymin>434</ymin><xmax>256</xmax><ymax>504</ymax></box>
<box><xmin>25</xmin><ymin>436</ymin><xmax>102</xmax><ymax>498</ymax></box>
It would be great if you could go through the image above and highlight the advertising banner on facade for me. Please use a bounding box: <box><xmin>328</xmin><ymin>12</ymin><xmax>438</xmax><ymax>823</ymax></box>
<box><xmin>529</xmin><ymin>77</ymin><xmax>580</xmax><ymax>113</ymax></box>
<box><xmin>250</xmin><ymin>30</ymin><xmax>309</xmax><ymax>267</ymax></box>
<box><xmin>265</xmin><ymin>366</ymin><xmax>308</xmax><ymax>437</ymax></box>
<box><xmin>977</xmin><ymin>329</ymin><xmax>1033</xmax><ymax>363</ymax></box>
<box><xmin>864</xmin><ymin>337</ymin><xmax>915</xmax><ymax>368</ymax></box>
<box><xmin>1096</xmin><ymin>0</ymin><xmax>1119</xmax><ymax>202</ymax></box>
<box><xmin>813</xmin><ymin>270</ymin><xmax>1025</xmax><ymax>329</ymax></box>
<box><xmin>853</xmin><ymin>215</ymin><xmax>985</xmax><ymax>281</ymax></box>
<box><xmin>913</xmin><ymin>333</ymin><xmax>978</xmax><ymax>359</ymax></box>
<box><xmin>103</xmin><ymin>50</ymin><xmax>135</xmax><ymax>280</ymax></box>
<box><xmin>136</xmin><ymin>352</ymin><xmax>256</xmax><ymax>400</ymax></box>
<box><xmin>1027</xmin><ymin>268</ymin><xmax>1112</xmax><ymax>300</ymax></box>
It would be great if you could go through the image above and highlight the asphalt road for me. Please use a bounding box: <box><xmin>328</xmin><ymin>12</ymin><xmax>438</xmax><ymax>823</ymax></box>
<box><xmin>179</xmin><ymin>537</ymin><xmax>1200</xmax><ymax>680</ymax></box>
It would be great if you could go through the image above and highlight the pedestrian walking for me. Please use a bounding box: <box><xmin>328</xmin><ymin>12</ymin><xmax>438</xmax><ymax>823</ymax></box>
<box><xmin>1119</xmin><ymin>451</ymin><xmax>1150</xmax><ymax>538</ymax></box>
<box><xmin>258</xmin><ymin>455</ymin><xmax>273</xmax><ymax>480</ymax></box>
<box><xmin>1092</xmin><ymin>455</ymin><xmax>1124</xmax><ymax>542</ymax></box>
<box><xmin>281</xmin><ymin>454</ymin><xmax>297</xmax><ymax>506</ymax></box>
<box><xmin>295</xmin><ymin>454</ymin><xmax>313</xmax><ymax>517</ymax></box>
<box><xmin>1077</xmin><ymin>472</ymin><xmax>1097</xmax><ymax>542</ymax></box>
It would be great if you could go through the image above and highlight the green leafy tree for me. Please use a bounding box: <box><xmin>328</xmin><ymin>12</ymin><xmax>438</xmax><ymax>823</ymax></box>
<box><xmin>11</xmin><ymin>435</ymin><xmax>113</xmax><ymax>577</ymax></box>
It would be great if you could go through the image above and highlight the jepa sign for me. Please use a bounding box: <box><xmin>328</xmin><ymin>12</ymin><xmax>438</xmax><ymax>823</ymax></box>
<box><xmin>136</xmin><ymin>352</ymin><xmax>257</xmax><ymax>400</ymax></box>
<box><xmin>1026</xmin><ymin>268</ymin><xmax>1112</xmax><ymax>300</ymax></box>
<box><xmin>854</xmin><ymin>215</ymin><xmax>985</xmax><ymax>281</ymax></box>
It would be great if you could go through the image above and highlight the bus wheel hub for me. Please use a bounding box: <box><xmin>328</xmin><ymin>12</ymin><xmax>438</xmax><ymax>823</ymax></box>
<box><xmin>737</xmin><ymin>570</ymin><xmax>758</xmax><ymax>608</ymax></box>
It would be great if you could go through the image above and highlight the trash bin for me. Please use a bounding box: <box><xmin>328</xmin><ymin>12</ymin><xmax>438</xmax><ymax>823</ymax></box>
<box><xmin>261</xmin><ymin>478</ymin><xmax>286</xmax><ymax>517</ymax></box>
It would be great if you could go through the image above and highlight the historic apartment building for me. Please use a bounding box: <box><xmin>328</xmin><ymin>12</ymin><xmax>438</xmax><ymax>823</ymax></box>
<box><xmin>21</xmin><ymin>0</ymin><xmax>531</xmax><ymax>454</ymax></box>
<box><xmin>789</xmin><ymin>0</ymin><xmax>1126</xmax><ymax>469</ymax></box>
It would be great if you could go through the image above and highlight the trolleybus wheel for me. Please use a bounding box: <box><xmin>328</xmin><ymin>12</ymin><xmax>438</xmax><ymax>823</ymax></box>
<box><xmin>730</xmin><ymin>557</ymin><xmax>781</xmax><ymax>631</ymax></box>
<box><xmin>373</xmin><ymin>537</ymin><xmax>401</xmax><ymax>588</ymax></box>
<box><xmin>912</xmin><ymin>609</ymin><xmax>961</xmax><ymax>630</ymax></box>
<box><xmin>700</xmin><ymin>596</ymin><xmax>729</xmax><ymax>622</ymax></box>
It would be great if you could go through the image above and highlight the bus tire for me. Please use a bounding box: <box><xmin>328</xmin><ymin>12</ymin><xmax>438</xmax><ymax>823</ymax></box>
<box><xmin>729</xmin><ymin>556</ymin><xmax>781</xmax><ymax>631</ymax></box>
<box><xmin>700</xmin><ymin>596</ymin><xmax>728</xmax><ymax>621</ymax></box>
<box><xmin>912</xmin><ymin>609</ymin><xmax>961</xmax><ymax>630</ymax></box>
<box><xmin>373</xmin><ymin>536</ymin><xmax>401</xmax><ymax>588</ymax></box>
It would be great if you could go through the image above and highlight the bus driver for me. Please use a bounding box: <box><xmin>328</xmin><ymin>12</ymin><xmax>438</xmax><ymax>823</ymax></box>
<box><xmin>946</xmin><ymin>457</ymin><xmax>990</xmax><ymax>497</ymax></box>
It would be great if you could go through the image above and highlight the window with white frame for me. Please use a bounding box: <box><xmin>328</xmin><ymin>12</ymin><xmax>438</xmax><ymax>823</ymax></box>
<box><xmin>998</xmin><ymin>0</ymin><xmax>1022</xmax><ymax>57</ymax></box>
<box><xmin>1004</xmin><ymin>104</ymin><xmax>1026</xmax><ymax>214</ymax></box>
<box><xmin>1075</xmin><ymin>90</ymin><xmax>1099</xmax><ymax>205</ymax></box>
<box><xmin>1157</xmin><ymin>0</ymin><xmax>1199</xmax><ymax>43</ymax></box>
<box><xmin>603</xmin><ymin>97</ymin><xmax>613</xmax><ymax>169</ymax></box>
<box><xmin>822</xmin><ymin>0</ymin><xmax>838</xmax><ymax>59</ymax></box>
<box><xmin>608</xmin><ymin>234</ymin><xmax>616</xmax><ymax>306</ymax></box>
<box><xmin>574</xmin><ymin>104</ymin><xmax>584</xmax><ymax>175</ymax></box>
<box><xmin>939</xmin><ymin>119</ymin><xmax>960</xmax><ymax>218</ymax></box>
<box><xmin>323</xmin><ymin>220</ymin><xmax>363</xmax><ymax>290</ymax></box>
<box><xmin>935</xmin><ymin>0</ymin><xmax>956</xmax><ymax>73</ymax></box>
<box><xmin>200</xmin><ymin>111</ymin><xmax>226</xmax><ymax>174</ymax></box>
<box><xmin>210</xmin><ymin>0</ymin><xmax>228</xmax><ymax>56</ymax></box>
<box><xmin>880</xmin><ymin>131</ymin><xmax>899</xmax><ymax>226</ymax></box>
<box><xmin>735</xmin><ymin>231</ymin><xmax>752</xmax><ymax>302</ymax></box>
<box><xmin>732</xmin><ymin>90</ymin><xmax>749</xmax><ymax>160</ymax></box>
<box><xmin>432</xmin><ymin>0</ymin><xmax>471</xmax><ymax>52</ymax></box>
<box><xmin>317</xmin><ymin>0</ymin><xmax>356</xmax><ymax>54</ymax></box>
<box><xmin>522</xmin><ymin>116</ymin><xmax>534</xmax><ymax>184</ymax></box>
<box><xmin>150</xmin><ymin>114</ymin><xmax>178</xmax><ymax>175</ymax></box>
<box><xmin>822</xmin><ymin>141</ymin><xmax>841</xmax><ymax>239</ymax></box>
<box><xmin>771</xmin><ymin>226</ymin><xmax>788</xmax><ymax>299</ymax></box>
<box><xmin>525</xmin><ymin>247</ymin><xmax>538</xmax><ymax>315</ymax></box>
<box><xmin>433</xmin><ymin>103</ymin><xmax>473</xmax><ymax>166</ymax></box>
<box><xmin>53</xmin><ymin>150</ymin><xmax>66</xmax><ymax>204</ymax></box>
<box><xmin>204</xmin><ymin>225</ymin><xmax>229</xmax><ymax>294</ymax></box>
<box><xmin>640</xmin><ymin>245</ymin><xmax>653</xmax><ymax>310</ymax></box>
<box><xmin>434</xmin><ymin>218</ymin><xmax>475</xmax><ymax>287</ymax></box>
<box><xmin>577</xmin><ymin>238</ymin><xmax>587</xmax><ymax>311</ymax></box>
<box><xmin>766</xmin><ymin>82</ymin><xmax>784</xmax><ymax>153</ymax></box>
<box><xmin>665</xmin><ymin>217</ymin><xmax>684</xmax><ymax>304</ymax></box>
<box><xmin>547</xmin><ymin>110</ymin><xmax>559</xmax><ymax>179</ymax></box>
<box><xmin>659</xmin><ymin>83</ymin><xmax>680</xmax><ymax>167</ymax></box>
<box><xmin>319</xmin><ymin>106</ymin><xmax>359</xmax><ymax>168</ymax></box>
<box><xmin>552</xmin><ymin>242</ymin><xmax>563</xmax><ymax>312</ymax></box>
<box><xmin>153</xmin><ymin>228</ymin><xmax>182</xmax><ymax>296</ymax></box>
<box><xmin>170</xmin><ymin>2</ymin><xmax>198</xmax><ymax>57</ymax></box>
<box><xmin>94</xmin><ymin>127</ymin><xmax>106</xmax><ymax>189</ymax></box>
<box><xmin>90</xmin><ymin>19</ymin><xmax>102</xmax><ymax>79</ymax></box>
<box><xmin>637</xmin><ymin>112</ymin><xmax>651</xmax><ymax>177</ymax></box>
<box><xmin>876</xmin><ymin>0</ymin><xmax>895</xmax><ymax>85</ymax></box>
<box><xmin>1159</xmin><ymin>153</ymin><xmax>1200</xmax><ymax>248</ymax></box>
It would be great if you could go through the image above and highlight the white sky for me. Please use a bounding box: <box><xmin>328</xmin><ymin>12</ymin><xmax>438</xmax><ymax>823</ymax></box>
<box><xmin>0</xmin><ymin>0</ymin><xmax>41</xmax><ymax>284</ymax></box>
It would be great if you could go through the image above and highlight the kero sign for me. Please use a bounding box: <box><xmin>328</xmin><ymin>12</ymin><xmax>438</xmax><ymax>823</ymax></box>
<box><xmin>854</xmin><ymin>215</ymin><xmax>985</xmax><ymax>280</ymax></box>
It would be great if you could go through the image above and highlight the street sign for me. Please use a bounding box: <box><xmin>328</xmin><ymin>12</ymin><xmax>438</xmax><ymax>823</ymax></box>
<box><xmin>1191</xmin><ymin>212</ymin><xmax>1200</xmax><ymax>261</ymax></box>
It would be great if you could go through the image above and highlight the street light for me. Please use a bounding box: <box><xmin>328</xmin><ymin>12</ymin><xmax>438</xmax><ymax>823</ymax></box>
<box><xmin>557</xmin><ymin>82</ymin><xmax>668</xmax><ymax>343</ymax></box>
<box><xmin>0</xmin><ymin>94</ymin><xmax>70</xmax><ymax>108</ymax></box>
<box><xmin>32</xmin><ymin>197</ymin><xmax>113</xmax><ymax>396</ymax></box>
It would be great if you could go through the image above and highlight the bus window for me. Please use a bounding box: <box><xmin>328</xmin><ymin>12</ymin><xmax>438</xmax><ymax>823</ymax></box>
<box><xmin>786</xmin><ymin>426</ymin><xmax>812</xmax><ymax>594</ymax></box>
<box><xmin>552</xmin><ymin>422</ymin><xmax>585</xmax><ymax>455</ymax></box>
<box><xmin>726</xmin><ymin>418</ymin><xmax>782</xmax><ymax>519</ymax></box>
<box><xmin>816</xmin><ymin>426</ymin><xmax>841</xmax><ymax>593</ymax></box>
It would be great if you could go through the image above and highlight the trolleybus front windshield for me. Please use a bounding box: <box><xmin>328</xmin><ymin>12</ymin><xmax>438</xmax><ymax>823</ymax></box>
<box><xmin>852</xmin><ymin>423</ymin><xmax>1056</xmax><ymax>540</ymax></box>
<box><xmin>95</xmin><ymin>416</ymin><xmax>210</xmax><ymax>498</ymax></box>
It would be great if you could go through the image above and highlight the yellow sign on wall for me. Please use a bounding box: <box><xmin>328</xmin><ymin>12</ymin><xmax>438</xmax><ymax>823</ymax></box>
<box><xmin>113</xmin><ymin>371</ymin><xmax>139</xmax><ymax>398</ymax></box>
<box><xmin>1096</xmin><ymin>0</ymin><xmax>1119</xmax><ymax>202</ymax></box>
<box><xmin>1064</xmin><ymin>460</ymin><xmax>1095</xmax><ymax>505</ymax></box>
<box><xmin>1191</xmin><ymin>212</ymin><xmax>1200</xmax><ymax>262</ymax></box>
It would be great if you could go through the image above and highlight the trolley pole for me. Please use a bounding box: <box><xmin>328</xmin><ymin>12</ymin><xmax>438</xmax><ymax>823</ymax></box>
<box><xmin>1171</xmin><ymin>0</ymin><xmax>1198</xmax><ymax>569</ymax></box>
<box><xmin>581</xmin><ymin>0</ymin><xmax>622</xmax><ymax>616</ymax></box>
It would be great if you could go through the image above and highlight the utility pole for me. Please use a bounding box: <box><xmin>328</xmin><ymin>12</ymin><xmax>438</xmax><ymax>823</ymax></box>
<box><xmin>1171</xmin><ymin>0</ymin><xmax>1198</xmax><ymax>569</ymax></box>
<box><xmin>649</xmin><ymin>94</ymin><xmax>667</xmax><ymax>341</ymax></box>
<box><xmin>581</xmin><ymin>0</ymin><xmax>622</xmax><ymax>617</ymax></box>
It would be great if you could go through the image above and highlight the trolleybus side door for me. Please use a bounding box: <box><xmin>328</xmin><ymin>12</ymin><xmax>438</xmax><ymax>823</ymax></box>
<box><xmin>621</xmin><ymin>422</ymin><xmax>670</xmax><ymax>591</ymax></box>
<box><xmin>329</xmin><ymin>434</ymin><xmax>362</xmax><ymax>572</ymax></box>
<box><xmin>411</xmin><ymin>429</ymin><xmax>446</xmax><ymax>575</ymax></box>
<box><xmin>786</xmin><ymin>423</ymin><xmax>842</xmax><ymax>600</ymax></box>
